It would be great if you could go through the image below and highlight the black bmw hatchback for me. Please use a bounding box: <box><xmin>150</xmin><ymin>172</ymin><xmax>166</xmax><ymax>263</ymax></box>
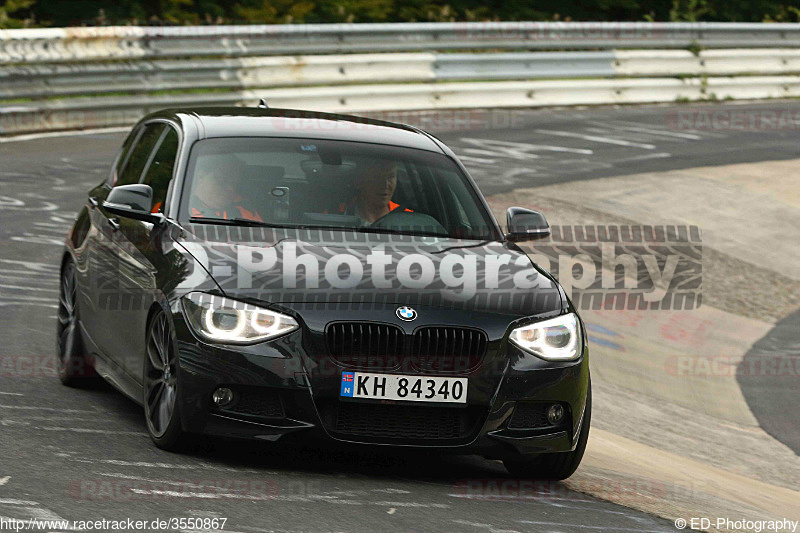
<box><xmin>58</xmin><ymin>107</ymin><xmax>591</xmax><ymax>480</ymax></box>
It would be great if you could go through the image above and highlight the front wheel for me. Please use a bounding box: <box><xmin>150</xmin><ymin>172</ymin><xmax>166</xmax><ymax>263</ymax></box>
<box><xmin>503</xmin><ymin>384</ymin><xmax>592</xmax><ymax>480</ymax></box>
<box><xmin>144</xmin><ymin>309</ymin><xmax>190</xmax><ymax>451</ymax></box>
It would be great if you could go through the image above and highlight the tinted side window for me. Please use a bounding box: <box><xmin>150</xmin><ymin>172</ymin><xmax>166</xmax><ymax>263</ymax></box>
<box><xmin>141</xmin><ymin>127</ymin><xmax>179</xmax><ymax>213</ymax></box>
<box><xmin>116</xmin><ymin>123</ymin><xmax>165</xmax><ymax>187</ymax></box>
<box><xmin>109</xmin><ymin>126</ymin><xmax>142</xmax><ymax>186</ymax></box>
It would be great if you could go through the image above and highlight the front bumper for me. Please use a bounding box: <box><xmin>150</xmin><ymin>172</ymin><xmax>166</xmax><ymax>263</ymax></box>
<box><xmin>171</xmin><ymin>306</ymin><xmax>590</xmax><ymax>459</ymax></box>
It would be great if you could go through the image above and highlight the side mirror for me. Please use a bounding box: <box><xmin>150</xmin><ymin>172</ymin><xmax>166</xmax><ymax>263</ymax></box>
<box><xmin>506</xmin><ymin>207</ymin><xmax>551</xmax><ymax>241</ymax></box>
<box><xmin>103</xmin><ymin>184</ymin><xmax>162</xmax><ymax>224</ymax></box>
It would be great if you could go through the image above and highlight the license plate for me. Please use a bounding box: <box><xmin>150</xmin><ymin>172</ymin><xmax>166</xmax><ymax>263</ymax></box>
<box><xmin>340</xmin><ymin>372</ymin><xmax>467</xmax><ymax>404</ymax></box>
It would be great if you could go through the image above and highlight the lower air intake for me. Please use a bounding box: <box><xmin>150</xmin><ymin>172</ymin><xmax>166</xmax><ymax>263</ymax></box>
<box><xmin>508</xmin><ymin>403</ymin><xmax>562</xmax><ymax>429</ymax></box>
<box><xmin>333</xmin><ymin>402</ymin><xmax>477</xmax><ymax>441</ymax></box>
<box><xmin>219</xmin><ymin>388</ymin><xmax>284</xmax><ymax>419</ymax></box>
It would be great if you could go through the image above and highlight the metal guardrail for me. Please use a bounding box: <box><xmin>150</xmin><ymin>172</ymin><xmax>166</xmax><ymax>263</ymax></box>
<box><xmin>3</xmin><ymin>22</ymin><xmax>800</xmax><ymax>135</ymax></box>
<box><xmin>5</xmin><ymin>49</ymin><xmax>800</xmax><ymax>101</ymax></box>
<box><xmin>3</xmin><ymin>22</ymin><xmax>800</xmax><ymax>63</ymax></box>
<box><xmin>0</xmin><ymin>54</ymin><xmax>437</xmax><ymax>99</ymax></box>
<box><xmin>4</xmin><ymin>76</ymin><xmax>800</xmax><ymax>133</ymax></box>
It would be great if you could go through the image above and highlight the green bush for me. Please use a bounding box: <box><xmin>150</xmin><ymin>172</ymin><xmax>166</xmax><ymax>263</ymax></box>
<box><xmin>5</xmin><ymin>0</ymin><xmax>800</xmax><ymax>28</ymax></box>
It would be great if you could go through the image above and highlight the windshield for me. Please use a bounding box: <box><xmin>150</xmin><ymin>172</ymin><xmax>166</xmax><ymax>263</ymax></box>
<box><xmin>179</xmin><ymin>137</ymin><xmax>498</xmax><ymax>240</ymax></box>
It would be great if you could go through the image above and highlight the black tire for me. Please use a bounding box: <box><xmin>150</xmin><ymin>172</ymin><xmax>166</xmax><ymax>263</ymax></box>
<box><xmin>503</xmin><ymin>384</ymin><xmax>592</xmax><ymax>480</ymax></box>
<box><xmin>143</xmin><ymin>309</ymin><xmax>191</xmax><ymax>452</ymax></box>
<box><xmin>56</xmin><ymin>261</ymin><xmax>98</xmax><ymax>387</ymax></box>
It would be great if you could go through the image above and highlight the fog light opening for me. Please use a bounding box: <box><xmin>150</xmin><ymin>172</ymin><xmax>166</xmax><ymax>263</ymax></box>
<box><xmin>547</xmin><ymin>403</ymin><xmax>565</xmax><ymax>425</ymax></box>
<box><xmin>212</xmin><ymin>387</ymin><xmax>234</xmax><ymax>408</ymax></box>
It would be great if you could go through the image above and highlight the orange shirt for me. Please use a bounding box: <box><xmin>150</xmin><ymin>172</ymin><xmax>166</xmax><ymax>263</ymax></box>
<box><xmin>336</xmin><ymin>200</ymin><xmax>412</xmax><ymax>215</ymax></box>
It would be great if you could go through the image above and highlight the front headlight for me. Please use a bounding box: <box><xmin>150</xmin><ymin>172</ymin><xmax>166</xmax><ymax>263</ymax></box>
<box><xmin>182</xmin><ymin>292</ymin><xmax>299</xmax><ymax>344</ymax></box>
<box><xmin>509</xmin><ymin>313</ymin><xmax>582</xmax><ymax>361</ymax></box>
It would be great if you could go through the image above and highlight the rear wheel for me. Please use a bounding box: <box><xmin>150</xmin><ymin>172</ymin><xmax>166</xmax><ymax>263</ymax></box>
<box><xmin>56</xmin><ymin>261</ymin><xmax>98</xmax><ymax>386</ymax></box>
<box><xmin>503</xmin><ymin>384</ymin><xmax>592</xmax><ymax>480</ymax></box>
<box><xmin>144</xmin><ymin>309</ymin><xmax>190</xmax><ymax>451</ymax></box>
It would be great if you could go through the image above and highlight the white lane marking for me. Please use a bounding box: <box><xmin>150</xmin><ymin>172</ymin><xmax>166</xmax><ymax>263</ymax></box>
<box><xmin>458</xmin><ymin>155</ymin><xmax>504</xmax><ymax>166</ymax></box>
<box><xmin>0</xmin><ymin>296</ymin><xmax>59</xmax><ymax>302</ymax></box>
<box><xmin>0</xmin><ymin>284</ymin><xmax>58</xmax><ymax>292</ymax></box>
<box><xmin>130</xmin><ymin>488</ymin><xmax>349</xmax><ymax>503</ymax></box>
<box><xmin>32</xmin><ymin>427</ymin><xmax>147</xmax><ymax>436</ymax></box>
<box><xmin>605</xmin><ymin>118</ymin><xmax>727</xmax><ymax>139</ymax></box>
<box><xmin>233</xmin><ymin>526</ymin><xmax>336</xmax><ymax>533</ymax></box>
<box><xmin>448</xmin><ymin>493</ymin><xmax>593</xmax><ymax>503</ymax></box>
<box><xmin>451</xmin><ymin>519</ymin><xmax>520</xmax><ymax>532</ymax></box>
<box><xmin>0</xmin><ymin>392</ymin><xmax>23</xmax><ymax>396</ymax></box>
<box><xmin>379</xmin><ymin>501</ymin><xmax>448</xmax><ymax>508</ymax></box>
<box><xmin>458</xmin><ymin>138</ymin><xmax>594</xmax><ymax>159</ymax></box>
<box><xmin>0</xmin><ymin>259</ymin><xmax>59</xmax><ymax>272</ymax></box>
<box><xmin>96</xmin><ymin>472</ymin><xmax>217</xmax><ymax>483</ymax></box>
<box><xmin>583</xmin><ymin>126</ymin><xmax>665</xmax><ymax>145</ymax></box>
<box><xmin>81</xmin><ymin>459</ymin><xmax>204</xmax><ymax>469</ymax></box>
<box><xmin>0</xmin><ymin>498</ymin><xmax>38</xmax><ymax>505</ymax></box>
<box><xmin>1</xmin><ymin>416</ymin><xmax>103</xmax><ymax>422</ymax></box>
<box><xmin>177</xmin><ymin>526</ymin><xmax>243</xmax><ymax>532</ymax></box>
<box><xmin>0</xmin><ymin>406</ymin><xmax>97</xmax><ymax>413</ymax></box>
<box><xmin>531</xmin><ymin>499</ymin><xmax>660</xmax><ymax>526</ymax></box>
<box><xmin>387</xmin><ymin>508</ymin><xmax>396</xmax><ymax>514</ymax></box>
<box><xmin>0</xmin><ymin>270</ymin><xmax>58</xmax><ymax>283</ymax></box>
<box><xmin>0</xmin><ymin>276</ymin><xmax>58</xmax><ymax>284</ymax></box>
<box><xmin>0</xmin><ymin>301</ymin><xmax>58</xmax><ymax>309</ymax></box>
<box><xmin>116</xmin><ymin>477</ymin><xmax>446</xmax><ymax>508</ymax></box>
<box><xmin>0</xmin><ymin>477</ymin><xmax>9</xmax><ymax>485</ymax></box>
<box><xmin>21</xmin><ymin>506</ymin><xmax>69</xmax><ymax>522</ymax></box>
<box><xmin>517</xmin><ymin>521</ymin><xmax>667</xmax><ymax>532</ymax></box>
<box><xmin>2</xmin><ymin>420</ymin><xmax>33</xmax><ymax>427</ymax></box>
<box><xmin>534</xmin><ymin>129</ymin><xmax>656</xmax><ymax>149</ymax></box>
<box><xmin>0</xmin><ymin>270</ymin><xmax>58</xmax><ymax>277</ymax></box>
<box><xmin>131</xmin><ymin>489</ymin><xmax>231</xmax><ymax>500</ymax></box>
<box><xmin>614</xmin><ymin>152</ymin><xmax>672</xmax><ymax>163</ymax></box>
<box><xmin>0</xmin><ymin>127</ymin><xmax>130</xmax><ymax>144</ymax></box>
<box><xmin>75</xmin><ymin>458</ymin><xmax>266</xmax><ymax>474</ymax></box>
<box><xmin>591</xmin><ymin>121</ymin><xmax>703</xmax><ymax>140</ymax></box>
<box><xmin>97</xmin><ymin>473</ymin><xmax>427</xmax><ymax>507</ymax></box>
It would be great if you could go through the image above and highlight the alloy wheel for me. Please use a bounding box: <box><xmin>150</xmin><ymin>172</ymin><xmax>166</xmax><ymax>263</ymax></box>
<box><xmin>144</xmin><ymin>311</ymin><xmax>178</xmax><ymax>438</ymax></box>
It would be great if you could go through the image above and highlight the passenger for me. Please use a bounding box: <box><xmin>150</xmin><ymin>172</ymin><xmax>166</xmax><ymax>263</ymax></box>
<box><xmin>189</xmin><ymin>158</ymin><xmax>263</xmax><ymax>222</ymax></box>
<box><xmin>337</xmin><ymin>159</ymin><xmax>412</xmax><ymax>224</ymax></box>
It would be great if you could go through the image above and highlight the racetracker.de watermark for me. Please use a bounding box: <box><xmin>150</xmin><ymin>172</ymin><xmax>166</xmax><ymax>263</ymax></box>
<box><xmin>268</xmin><ymin>109</ymin><xmax>526</xmax><ymax>132</ymax></box>
<box><xmin>452</xmin><ymin>478</ymin><xmax>706</xmax><ymax>503</ymax></box>
<box><xmin>452</xmin><ymin>21</ymin><xmax>693</xmax><ymax>42</ymax></box>
<box><xmin>0</xmin><ymin>109</ymin><xmax>142</xmax><ymax>136</ymax></box>
<box><xmin>665</xmin><ymin>355</ymin><xmax>800</xmax><ymax>377</ymax></box>
<box><xmin>0</xmin><ymin>355</ymin><xmax>59</xmax><ymax>378</ymax></box>
<box><xmin>665</xmin><ymin>107</ymin><xmax>800</xmax><ymax>131</ymax></box>
<box><xmin>66</xmin><ymin>478</ymin><xmax>316</xmax><ymax>501</ymax></box>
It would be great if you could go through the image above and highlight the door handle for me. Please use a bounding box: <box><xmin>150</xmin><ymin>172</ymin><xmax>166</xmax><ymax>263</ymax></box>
<box><xmin>109</xmin><ymin>217</ymin><xmax>121</xmax><ymax>231</ymax></box>
<box><xmin>88</xmin><ymin>196</ymin><xmax>99</xmax><ymax>208</ymax></box>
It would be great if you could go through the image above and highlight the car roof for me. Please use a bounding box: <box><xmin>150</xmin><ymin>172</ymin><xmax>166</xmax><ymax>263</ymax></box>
<box><xmin>147</xmin><ymin>107</ymin><xmax>446</xmax><ymax>153</ymax></box>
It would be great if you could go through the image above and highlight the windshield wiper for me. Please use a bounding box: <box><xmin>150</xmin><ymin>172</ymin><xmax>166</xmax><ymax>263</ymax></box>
<box><xmin>350</xmin><ymin>226</ymin><xmax>452</xmax><ymax>238</ymax></box>
<box><xmin>189</xmin><ymin>217</ymin><xmax>284</xmax><ymax>228</ymax></box>
<box><xmin>188</xmin><ymin>218</ymin><xmax>469</xmax><ymax>239</ymax></box>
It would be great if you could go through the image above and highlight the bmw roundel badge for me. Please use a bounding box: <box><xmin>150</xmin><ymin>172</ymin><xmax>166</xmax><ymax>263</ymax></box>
<box><xmin>396</xmin><ymin>306</ymin><xmax>417</xmax><ymax>321</ymax></box>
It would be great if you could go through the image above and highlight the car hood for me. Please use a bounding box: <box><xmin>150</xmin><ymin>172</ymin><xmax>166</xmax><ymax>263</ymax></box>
<box><xmin>177</xmin><ymin>226</ymin><xmax>565</xmax><ymax>319</ymax></box>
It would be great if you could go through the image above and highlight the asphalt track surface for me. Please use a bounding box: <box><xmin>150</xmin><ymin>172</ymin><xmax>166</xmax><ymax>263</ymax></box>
<box><xmin>1</xmin><ymin>102</ymin><xmax>798</xmax><ymax>532</ymax></box>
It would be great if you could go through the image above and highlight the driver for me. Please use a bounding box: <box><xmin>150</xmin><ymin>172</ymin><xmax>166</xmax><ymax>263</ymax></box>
<box><xmin>189</xmin><ymin>157</ymin><xmax>263</xmax><ymax>222</ymax></box>
<box><xmin>337</xmin><ymin>159</ymin><xmax>412</xmax><ymax>224</ymax></box>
